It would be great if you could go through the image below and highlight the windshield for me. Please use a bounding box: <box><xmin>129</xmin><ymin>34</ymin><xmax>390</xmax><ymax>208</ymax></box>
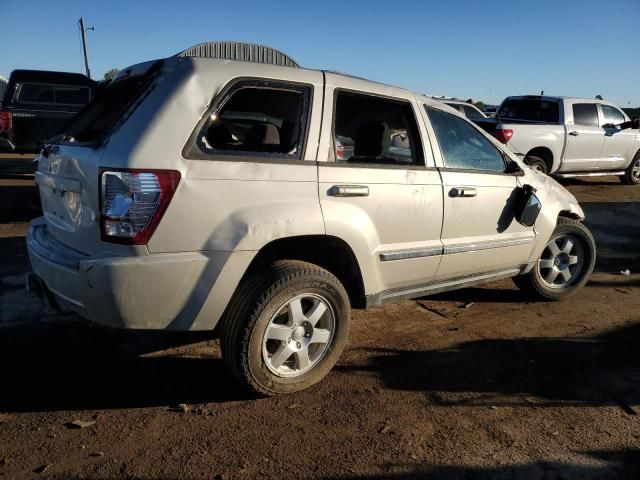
<box><xmin>498</xmin><ymin>98</ymin><xmax>560</xmax><ymax>123</ymax></box>
<box><xmin>62</xmin><ymin>61</ymin><xmax>163</xmax><ymax>144</ymax></box>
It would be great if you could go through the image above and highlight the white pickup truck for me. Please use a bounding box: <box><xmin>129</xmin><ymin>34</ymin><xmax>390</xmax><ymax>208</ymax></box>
<box><xmin>475</xmin><ymin>96</ymin><xmax>640</xmax><ymax>184</ymax></box>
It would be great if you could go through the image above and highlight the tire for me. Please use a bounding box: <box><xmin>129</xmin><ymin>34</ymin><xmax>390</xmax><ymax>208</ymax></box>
<box><xmin>513</xmin><ymin>217</ymin><xmax>596</xmax><ymax>301</ymax></box>
<box><xmin>524</xmin><ymin>155</ymin><xmax>548</xmax><ymax>174</ymax></box>
<box><xmin>620</xmin><ymin>152</ymin><xmax>640</xmax><ymax>185</ymax></box>
<box><xmin>220</xmin><ymin>260</ymin><xmax>351</xmax><ymax>396</ymax></box>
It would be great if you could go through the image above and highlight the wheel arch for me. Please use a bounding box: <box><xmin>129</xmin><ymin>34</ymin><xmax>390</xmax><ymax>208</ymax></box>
<box><xmin>526</xmin><ymin>147</ymin><xmax>554</xmax><ymax>172</ymax></box>
<box><xmin>239</xmin><ymin>235</ymin><xmax>367</xmax><ymax>309</ymax></box>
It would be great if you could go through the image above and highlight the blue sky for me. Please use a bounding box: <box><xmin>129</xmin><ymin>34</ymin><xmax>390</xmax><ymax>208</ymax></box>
<box><xmin>1</xmin><ymin>0</ymin><xmax>639</xmax><ymax>107</ymax></box>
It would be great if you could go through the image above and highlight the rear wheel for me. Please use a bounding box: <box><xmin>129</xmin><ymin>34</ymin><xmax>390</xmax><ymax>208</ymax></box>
<box><xmin>524</xmin><ymin>155</ymin><xmax>548</xmax><ymax>174</ymax></box>
<box><xmin>620</xmin><ymin>152</ymin><xmax>640</xmax><ymax>185</ymax></box>
<box><xmin>513</xmin><ymin>217</ymin><xmax>595</xmax><ymax>300</ymax></box>
<box><xmin>220</xmin><ymin>260</ymin><xmax>350</xmax><ymax>396</ymax></box>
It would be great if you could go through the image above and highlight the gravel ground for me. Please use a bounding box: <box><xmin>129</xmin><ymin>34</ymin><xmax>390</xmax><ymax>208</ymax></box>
<box><xmin>0</xmin><ymin>159</ymin><xmax>638</xmax><ymax>480</ymax></box>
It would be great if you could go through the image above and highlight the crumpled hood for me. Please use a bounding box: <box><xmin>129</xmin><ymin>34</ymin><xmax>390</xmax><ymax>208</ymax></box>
<box><xmin>525</xmin><ymin>168</ymin><xmax>584</xmax><ymax>219</ymax></box>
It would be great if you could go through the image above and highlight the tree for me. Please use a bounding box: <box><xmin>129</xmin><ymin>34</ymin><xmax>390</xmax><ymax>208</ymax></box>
<box><xmin>103</xmin><ymin>68</ymin><xmax>118</xmax><ymax>81</ymax></box>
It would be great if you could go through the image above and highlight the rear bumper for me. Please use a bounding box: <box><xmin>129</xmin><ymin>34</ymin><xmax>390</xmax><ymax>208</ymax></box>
<box><xmin>27</xmin><ymin>218</ymin><xmax>254</xmax><ymax>331</ymax></box>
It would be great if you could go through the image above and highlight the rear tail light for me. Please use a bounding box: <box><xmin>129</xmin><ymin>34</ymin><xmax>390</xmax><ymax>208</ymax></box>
<box><xmin>493</xmin><ymin>128</ymin><xmax>513</xmax><ymax>144</ymax></box>
<box><xmin>0</xmin><ymin>111</ymin><xmax>11</xmax><ymax>131</ymax></box>
<box><xmin>100</xmin><ymin>169</ymin><xmax>180</xmax><ymax>244</ymax></box>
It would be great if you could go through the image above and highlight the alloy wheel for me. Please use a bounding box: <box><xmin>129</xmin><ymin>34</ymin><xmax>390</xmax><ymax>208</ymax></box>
<box><xmin>262</xmin><ymin>293</ymin><xmax>335</xmax><ymax>377</ymax></box>
<box><xmin>632</xmin><ymin>158</ymin><xmax>640</xmax><ymax>181</ymax></box>
<box><xmin>537</xmin><ymin>234</ymin><xmax>585</xmax><ymax>288</ymax></box>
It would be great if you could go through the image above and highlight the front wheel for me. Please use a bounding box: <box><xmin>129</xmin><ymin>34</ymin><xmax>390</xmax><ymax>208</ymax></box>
<box><xmin>513</xmin><ymin>217</ymin><xmax>596</xmax><ymax>300</ymax></box>
<box><xmin>220</xmin><ymin>260</ymin><xmax>351</xmax><ymax>396</ymax></box>
<box><xmin>620</xmin><ymin>152</ymin><xmax>640</xmax><ymax>185</ymax></box>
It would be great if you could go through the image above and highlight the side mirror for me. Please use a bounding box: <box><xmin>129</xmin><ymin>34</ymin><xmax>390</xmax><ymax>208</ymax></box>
<box><xmin>602</xmin><ymin>123</ymin><xmax>616</xmax><ymax>129</ymax></box>
<box><xmin>516</xmin><ymin>185</ymin><xmax>542</xmax><ymax>227</ymax></box>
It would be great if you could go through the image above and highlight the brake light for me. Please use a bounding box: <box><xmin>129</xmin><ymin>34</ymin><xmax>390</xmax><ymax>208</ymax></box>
<box><xmin>0</xmin><ymin>111</ymin><xmax>11</xmax><ymax>131</ymax></box>
<box><xmin>100</xmin><ymin>169</ymin><xmax>180</xmax><ymax>244</ymax></box>
<box><xmin>494</xmin><ymin>128</ymin><xmax>513</xmax><ymax>144</ymax></box>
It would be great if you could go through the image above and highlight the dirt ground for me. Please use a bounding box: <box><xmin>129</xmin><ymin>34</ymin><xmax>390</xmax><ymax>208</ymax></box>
<box><xmin>0</xmin><ymin>156</ymin><xmax>639</xmax><ymax>479</ymax></box>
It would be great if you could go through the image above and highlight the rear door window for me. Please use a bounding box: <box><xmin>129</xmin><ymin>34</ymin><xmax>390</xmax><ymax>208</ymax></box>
<box><xmin>572</xmin><ymin>103</ymin><xmax>599</xmax><ymax>127</ymax></box>
<box><xmin>333</xmin><ymin>90</ymin><xmax>423</xmax><ymax>166</ymax></box>
<box><xmin>192</xmin><ymin>80</ymin><xmax>311</xmax><ymax>160</ymax></box>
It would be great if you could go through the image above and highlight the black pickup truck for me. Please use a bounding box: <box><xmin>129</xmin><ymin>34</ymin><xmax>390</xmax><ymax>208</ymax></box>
<box><xmin>0</xmin><ymin>70</ymin><xmax>97</xmax><ymax>153</ymax></box>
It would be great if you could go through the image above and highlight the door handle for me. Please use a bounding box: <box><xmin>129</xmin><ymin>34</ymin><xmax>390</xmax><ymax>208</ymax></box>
<box><xmin>449</xmin><ymin>187</ymin><xmax>477</xmax><ymax>198</ymax></box>
<box><xmin>328</xmin><ymin>185</ymin><xmax>369</xmax><ymax>197</ymax></box>
<box><xmin>569</xmin><ymin>131</ymin><xmax>580</xmax><ymax>136</ymax></box>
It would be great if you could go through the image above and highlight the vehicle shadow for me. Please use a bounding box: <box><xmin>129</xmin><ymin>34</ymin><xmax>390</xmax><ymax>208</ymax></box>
<box><xmin>582</xmin><ymin>201</ymin><xmax>640</xmax><ymax>272</ymax></box>
<box><xmin>0</xmin><ymin>184</ymin><xmax>41</xmax><ymax>222</ymax></box>
<box><xmin>337</xmin><ymin>322</ymin><xmax>640</xmax><ymax>412</ymax></box>
<box><xmin>322</xmin><ymin>449</ymin><xmax>640</xmax><ymax>480</ymax></box>
<box><xmin>0</xmin><ymin>236</ymin><xmax>30</xmax><ymax>278</ymax></box>
<box><xmin>0</xmin><ymin>321</ymin><xmax>250</xmax><ymax>412</ymax></box>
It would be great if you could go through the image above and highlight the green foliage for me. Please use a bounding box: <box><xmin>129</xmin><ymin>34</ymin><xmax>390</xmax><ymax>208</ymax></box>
<box><xmin>103</xmin><ymin>68</ymin><xmax>119</xmax><ymax>81</ymax></box>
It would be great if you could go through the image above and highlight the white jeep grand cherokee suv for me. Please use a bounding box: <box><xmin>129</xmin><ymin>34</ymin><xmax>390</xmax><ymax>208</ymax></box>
<box><xmin>27</xmin><ymin>42</ymin><xmax>596</xmax><ymax>395</ymax></box>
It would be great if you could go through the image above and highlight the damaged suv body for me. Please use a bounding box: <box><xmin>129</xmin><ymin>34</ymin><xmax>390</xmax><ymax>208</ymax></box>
<box><xmin>27</xmin><ymin>42</ymin><xmax>596</xmax><ymax>395</ymax></box>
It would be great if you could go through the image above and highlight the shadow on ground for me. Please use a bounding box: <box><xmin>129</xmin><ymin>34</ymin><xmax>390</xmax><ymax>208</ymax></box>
<box><xmin>0</xmin><ymin>184</ymin><xmax>41</xmax><ymax>223</ymax></box>
<box><xmin>338</xmin><ymin>320</ymin><xmax>640</xmax><ymax>412</ymax></box>
<box><xmin>322</xmin><ymin>449</ymin><xmax>640</xmax><ymax>480</ymax></box>
<box><xmin>0</xmin><ymin>321</ymin><xmax>249</xmax><ymax>412</ymax></box>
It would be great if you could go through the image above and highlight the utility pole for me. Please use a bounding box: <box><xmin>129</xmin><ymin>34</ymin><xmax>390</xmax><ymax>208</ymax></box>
<box><xmin>78</xmin><ymin>17</ymin><xmax>95</xmax><ymax>79</ymax></box>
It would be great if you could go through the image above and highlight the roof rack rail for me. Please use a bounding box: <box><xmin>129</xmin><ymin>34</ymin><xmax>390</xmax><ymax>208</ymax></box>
<box><xmin>175</xmin><ymin>41</ymin><xmax>300</xmax><ymax>68</ymax></box>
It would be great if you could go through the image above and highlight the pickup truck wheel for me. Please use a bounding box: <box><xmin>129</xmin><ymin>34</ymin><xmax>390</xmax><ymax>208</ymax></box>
<box><xmin>513</xmin><ymin>217</ymin><xmax>595</xmax><ymax>301</ymax></box>
<box><xmin>524</xmin><ymin>155</ymin><xmax>548</xmax><ymax>174</ymax></box>
<box><xmin>620</xmin><ymin>153</ymin><xmax>640</xmax><ymax>185</ymax></box>
<box><xmin>220</xmin><ymin>260</ymin><xmax>350</xmax><ymax>396</ymax></box>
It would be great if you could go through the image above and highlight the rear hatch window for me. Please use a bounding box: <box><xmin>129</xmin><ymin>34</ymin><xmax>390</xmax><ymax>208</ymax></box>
<box><xmin>498</xmin><ymin>98</ymin><xmax>560</xmax><ymax>123</ymax></box>
<box><xmin>61</xmin><ymin>60</ymin><xmax>163</xmax><ymax>144</ymax></box>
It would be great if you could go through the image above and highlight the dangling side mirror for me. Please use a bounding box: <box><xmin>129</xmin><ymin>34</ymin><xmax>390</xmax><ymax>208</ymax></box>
<box><xmin>516</xmin><ymin>185</ymin><xmax>542</xmax><ymax>227</ymax></box>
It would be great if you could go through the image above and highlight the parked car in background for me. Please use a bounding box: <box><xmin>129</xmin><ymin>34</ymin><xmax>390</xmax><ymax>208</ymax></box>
<box><xmin>0</xmin><ymin>76</ymin><xmax>7</xmax><ymax>107</ymax></box>
<box><xmin>483</xmin><ymin>105</ymin><xmax>498</xmax><ymax>118</ymax></box>
<box><xmin>474</xmin><ymin>96</ymin><xmax>640</xmax><ymax>184</ymax></box>
<box><xmin>442</xmin><ymin>99</ymin><xmax>487</xmax><ymax>119</ymax></box>
<box><xmin>0</xmin><ymin>70</ymin><xmax>97</xmax><ymax>152</ymax></box>
<box><xmin>27</xmin><ymin>42</ymin><xmax>596</xmax><ymax>396</ymax></box>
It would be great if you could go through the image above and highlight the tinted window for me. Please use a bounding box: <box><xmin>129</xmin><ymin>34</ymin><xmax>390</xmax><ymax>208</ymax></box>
<box><xmin>201</xmin><ymin>84</ymin><xmax>309</xmax><ymax>157</ymax></box>
<box><xmin>463</xmin><ymin>105</ymin><xmax>483</xmax><ymax>118</ymax></box>
<box><xmin>572</xmin><ymin>103</ymin><xmax>599</xmax><ymax>127</ymax></box>
<box><xmin>333</xmin><ymin>91</ymin><xmax>423</xmax><ymax>166</ymax></box>
<box><xmin>499</xmin><ymin>99</ymin><xmax>560</xmax><ymax>123</ymax></box>
<box><xmin>426</xmin><ymin>107</ymin><xmax>505</xmax><ymax>172</ymax></box>
<box><xmin>601</xmin><ymin>105</ymin><xmax>625</xmax><ymax>126</ymax></box>
<box><xmin>64</xmin><ymin>61</ymin><xmax>163</xmax><ymax>143</ymax></box>
<box><xmin>18</xmin><ymin>83</ymin><xmax>55</xmax><ymax>104</ymax></box>
<box><xmin>55</xmin><ymin>86</ymin><xmax>90</xmax><ymax>105</ymax></box>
